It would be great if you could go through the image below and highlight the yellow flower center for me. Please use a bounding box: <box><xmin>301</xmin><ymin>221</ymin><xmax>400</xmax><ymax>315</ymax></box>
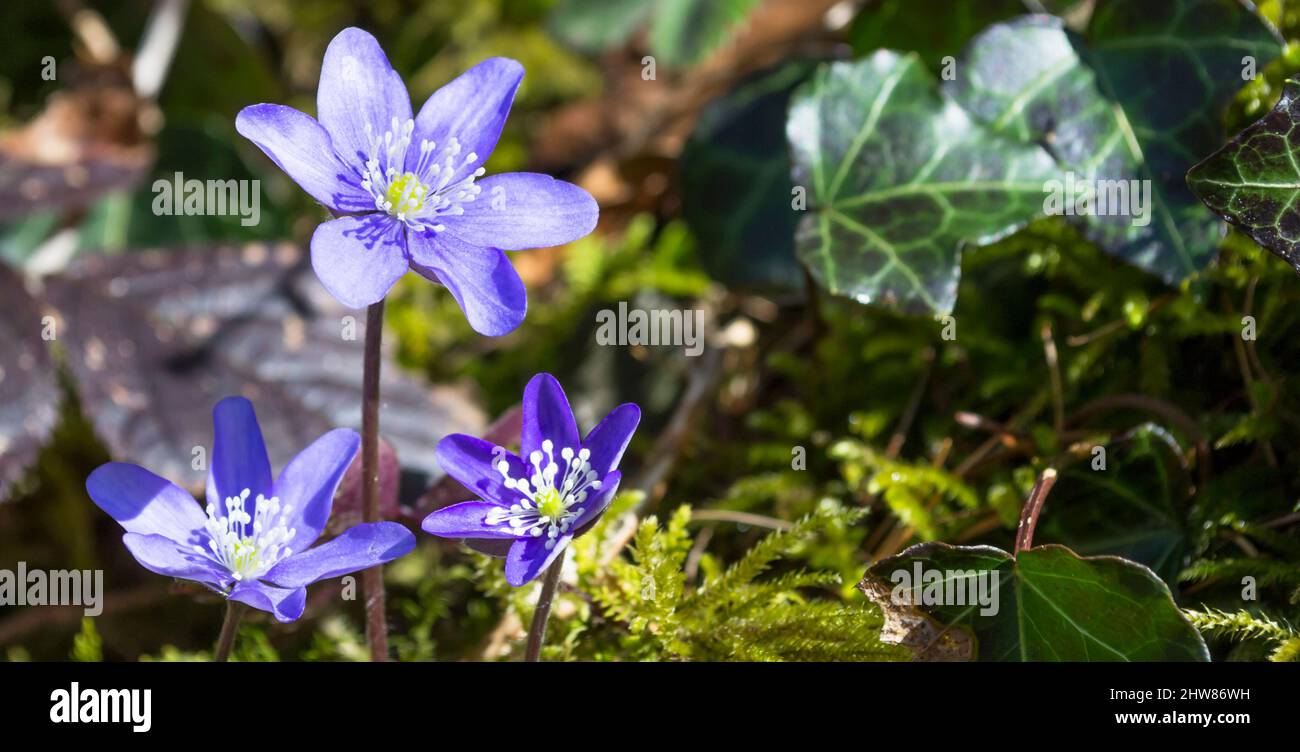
<box><xmin>385</xmin><ymin>171</ymin><xmax>427</xmax><ymax>215</ymax></box>
<box><xmin>535</xmin><ymin>487</ymin><xmax>566</xmax><ymax>521</ymax></box>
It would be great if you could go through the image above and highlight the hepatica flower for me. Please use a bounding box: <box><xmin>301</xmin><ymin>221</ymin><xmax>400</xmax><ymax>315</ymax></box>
<box><xmin>85</xmin><ymin>397</ymin><xmax>415</xmax><ymax>622</ymax></box>
<box><xmin>235</xmin><ymin>28</ymin><xmax>598</xmax><ymax>335</ymax></box>
<box><xmin>423</xmin><ymin>373</ymin><xmax>639</xmax><ymax>585</ymax></box>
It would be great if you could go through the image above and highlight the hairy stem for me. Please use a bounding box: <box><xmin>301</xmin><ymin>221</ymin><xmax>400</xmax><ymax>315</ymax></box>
<box><xmin>525</xmin><ymin>548</ymin><xmax>566</xmax><ymax>662</ymax></box>
<box><xmin>361</xmin><ymin>300</ymin><xmax>389</xmax><ymax>661</ymax></box>
<box><xmin>213</xmin><ymin>600</ymin><xmax>245</xmax><ymax>662</ymax></box>
<box><xmin>1014</xmin><ymin>467</ymin><xmax>1058</xmax><ymax>554</ymax></box>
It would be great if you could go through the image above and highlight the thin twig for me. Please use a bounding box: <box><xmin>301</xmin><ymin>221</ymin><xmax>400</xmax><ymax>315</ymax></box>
<box><xmin>361</xmin><ymin>300</ymin><xmax>389</xmax><ymax>661</ymax></box>
<box><xmin>683</xmin><ymin>526</ymin><xmax>714</xmax><ymax>583</ymax></box>
<box><xmin>634</xmin><ymin>343</ymin><xmax>725</xmax><ymax>513</ymax></box>
<box><xmin>1069</xmin><ymin>393</ymin><xmax>1211</xmax><ymax>488</ymax></box>
<box><xmin>524</xmin><ymin>548</ymin><xmax>566</xmax><ymax>662</ymax></box>
<box><xmin>601</xmin><ymin>338</ymin><xmax>726</xmax><ymax>565</ymax></box>
<box><xmin>689</xmin><ymin>509</ymin><xmax>794</xmax><ymax>530</ymax></box>
<box><xmin>1041</xmin><ymin>322</ymin><xmax>1065</xmax><ymax>435</ymax></box>
<box><xmin>885</xmin><ymin>347</ymin><xmax>934</xmax><ymax>458</ymax></box>
<box><xmin>132</xmin><ymin>0</ymin><xmax>189</xmax><ymax>100</ymax></box>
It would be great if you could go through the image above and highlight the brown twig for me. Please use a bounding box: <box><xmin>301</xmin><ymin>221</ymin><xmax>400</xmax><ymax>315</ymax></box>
<box><xmin>1069</xmin><ymin>393</ymin><xmax>1211</xmax><ymax>488</ymax></box>
<box><xmin>634</xmin><ymin>344</ymin><xmax>726</xmax><ymax>513</ymax></box>
<box><xmin>1041</xmin><ymin>322</ymin><xmax>1065</xmax><ymax>435</ymax></box>
<box><xmin>689</xmin><ymin>509</ymin><xmax>794</xmax><ymax>530</ymax></box>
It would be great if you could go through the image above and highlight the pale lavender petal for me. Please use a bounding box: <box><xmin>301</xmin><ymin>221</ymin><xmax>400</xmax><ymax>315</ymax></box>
<box><xmin>408</xmin><ymin>230</ymin><xmax>525</xmax><ymax>336</ymax></box>
<box><xmin>435</xmin><ymin>434</ymin><xmax>528</xmax><ymax>506</ymax></box>
<box><xmin>235</xmin><ymin>104</ymin><xmax>371</xmax><ymax>213</ymax></box>
<box><xmin>274</xmin><ymin>428</ymin><xmax>360</xmax><ymax>554</ymax></box>
<box><xmin>442</xmin><ymin>173</ymin><xmax>598</xmax><ymax>250</ymax></box>
<box><xmin>206</xmin><ymin>396</ymin><xmax>272</xmax><ymax>512</ymax></box>
<box><xmin>86</xmin><ymin>463</ymin><xmax>205</xmax><ymax>545</ymax></box>
<box><xmin>317</xmin><ymin>27</ymin><xmax>412</xmax><ymax>167</ymax></box>
<box><xmin>121</xmin><ymin>533</ymin><xmax>229</xmax><ymax>589</ymax></box>
<box><xmin>583</xmin><ymin>403</ymin><xmax>640</xmax><ymax>477</ymax></box>
<box><xmin>409</xmin><ymin>57</ymin><xmax>523</xmax><ymax>181</ymax></box>
<box><xmin>520</xmin><ymin>373</ymin><xmax>580</xmax><ymax>457</ymax></box>
<box><xmin>505</xmin><ymin>534</ymin><xmax>571</xmax><ymax>587</ymax></box>
<box><xmin>421</xmin><ymin>501</ymin><xmax>519</xmax><ymax>540</ymax></box>
<box><xmin>310</xmin><ymin>214</ymin><xmax>410</xmax><ymax>309</ymax></box>
<box><xmin>263</xmin><ymin>522</ymin><xmax>415</xmax><ymax>588</ymax></box>
<box><xmin>228</xmin><ymin>581</ymin><xmax>307</xmax><ymax>623</ymax></box>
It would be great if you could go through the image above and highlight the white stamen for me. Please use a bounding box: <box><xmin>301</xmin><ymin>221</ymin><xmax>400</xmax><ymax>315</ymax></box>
<box><xmin>357</xmin><ymin>121</ymin><xmax>487</xmax><ymax>233</ymax></box>
<box><xmin>195</xmin><ymin>488</ymin><xmax>296</xmax><ymax>581</ymax></box>
<box><xmin>483</xmin><ymin>443</ymin><xmax>601</xmax><ymax>541</ymax></box>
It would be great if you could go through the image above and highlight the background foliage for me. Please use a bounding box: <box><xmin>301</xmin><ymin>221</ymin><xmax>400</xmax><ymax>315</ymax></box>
<box><xmin>1</xmin><ymin>0</ymin><xmax>1298</xmax><ymax>662</ymax></box>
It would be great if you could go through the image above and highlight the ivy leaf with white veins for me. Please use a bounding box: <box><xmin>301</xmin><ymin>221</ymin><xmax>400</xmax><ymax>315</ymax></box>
<box><xmin>950</xmin><ymin>2</ymin><xmax>1284</xmax><ymax>282</ymax></box>
<box><xmin>1188</xmin><ymin>79</ymin><xmax>1300</xmax><ymax>270</ymax></box>
<box><xmin>786</xmin><ymin>51</ymin><xmax>1060</xmax><ymax>313</ymax></box>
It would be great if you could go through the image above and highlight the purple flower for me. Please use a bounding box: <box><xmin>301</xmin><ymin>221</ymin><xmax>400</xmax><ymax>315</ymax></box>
<box><xmin>85</xmin><ymin>397</ymin><xmax>415</xmax><ymax>622</ymax></box>
<box><xmin>235</xmin><ymin>28</ymin><xmax>598</xmax><ymax>335</ymax></box>
<box><xmin>423</xmin><ymin>373</ymin><xmax>639</xmax><ymax>586</ymax></box>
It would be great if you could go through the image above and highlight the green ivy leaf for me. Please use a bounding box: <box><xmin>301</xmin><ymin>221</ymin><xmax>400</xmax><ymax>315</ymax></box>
<box><xmin>787</xmin><ymin>51</ymin><xmax>1059</xmax><ymax>313</ymax></box>
<box><xmin>950</xmin><ymin>3</ymin><xmax>1283</xmax><ymax>282</ymax></box>
<box><xmin>1188</xmin><ymin>79</ymin><xmax>1300</xmax><ymax>270</ymax></box>
<box><xmin>863</xmin><ymin>542</ymin><xmax>1210</xmax><ymax>661</ymax></box>
<box><xmin>863</xmin><ymin>541</ymin><xmax>1206</xmax><ymax>658</ymax></box>
<box><xmin>1038</xmin><ymin>425</ymin><xmax>1191</xmax><ymax>585</ymax></box>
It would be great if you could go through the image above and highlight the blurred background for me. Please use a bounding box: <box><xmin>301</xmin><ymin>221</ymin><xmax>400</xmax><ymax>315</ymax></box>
<box><xmin>1</xmin><ymin>0</ymin><xmax>1299</xmax><ymax>661</ymax></box>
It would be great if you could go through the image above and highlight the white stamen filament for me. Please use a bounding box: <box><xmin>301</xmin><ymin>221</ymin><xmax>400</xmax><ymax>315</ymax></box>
<box><xmin>486</xmin><ymin>440</ymin><xmax>602</xmax><ymax>550</ymax></box>
<box><xmin>196</xmin><ymin>488</ymin><xmax>296</xmax><ymax>581</ymax></box>
<box><xmin>359</xmin><ymin>118</ymin><xmax>486</xmax><ymax>233</ymax></box>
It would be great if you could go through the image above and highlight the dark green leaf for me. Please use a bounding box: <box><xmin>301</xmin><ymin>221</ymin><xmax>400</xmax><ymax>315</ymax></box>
<box><xmin>650</xmin><ymin>0</ymin><xmax>761</xmax><ymax>68</ymax></box>
<box><xmin>548</xmin><ymin>0</ymin><xmax>655</xmax><ymax>54</ymax></box>
<box><xmin>850</xmin><ymin>0</ymin><xmax>1025</xmax><ymax>74</ymax></box>
<box><xmin>681</xmin><ymin>60</ymin><xmax>821</xmax><ymax>290</ymax></box>
<box><xmin>950</xmin><ymin>2</ymin><xmax>1283</xmax><ymax>282</ymax></box>
<box><xmin>864</xmin><ymin>542</ymin><xmax>1210</xmax><ymax>660</ymax></box>
<box><xmin>1038</xmin><ymin>425</ymin><xmax>1191</xmax><ymax>585</ymax></box>
<box><xmin>1188</xmin><ymin>79</ymin><xmax>1300</xmax><ymax>270</ymax></box>
<box><xmin>787</xmin><ymin>51</ymin><xmax>1059</xmax><ymax>313</ymax></box>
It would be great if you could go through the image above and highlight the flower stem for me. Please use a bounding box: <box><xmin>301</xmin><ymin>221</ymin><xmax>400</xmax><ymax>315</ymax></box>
<box><xmin>524</xmin><ymin>548</ymin><xmax>566</xmax><ymax>662</ymax></box>
<box><xmin>361</xmin><ymin>300</ymin><xmax>390</xmax><ymax>662</ymax></box>
<box><xmin>213</xmin><ymin>601</ymin><xmax>245</xmax><ymax>662</ymax></box>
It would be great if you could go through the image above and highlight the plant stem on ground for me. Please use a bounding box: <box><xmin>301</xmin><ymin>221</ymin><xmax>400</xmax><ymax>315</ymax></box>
<box><xmin>525</xmin><ymin>548</ymin><xmax>566</xmax><ymax>662</ymax></box>
<box><xmin>214</xmin><ymin>601</ymin><xmax>245</xmax><ymax>662</ymax></box>
<box><xmin>361</xmin><ymin>300</ymin><xmax>389</xmax><ymax>661</ymax></box>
